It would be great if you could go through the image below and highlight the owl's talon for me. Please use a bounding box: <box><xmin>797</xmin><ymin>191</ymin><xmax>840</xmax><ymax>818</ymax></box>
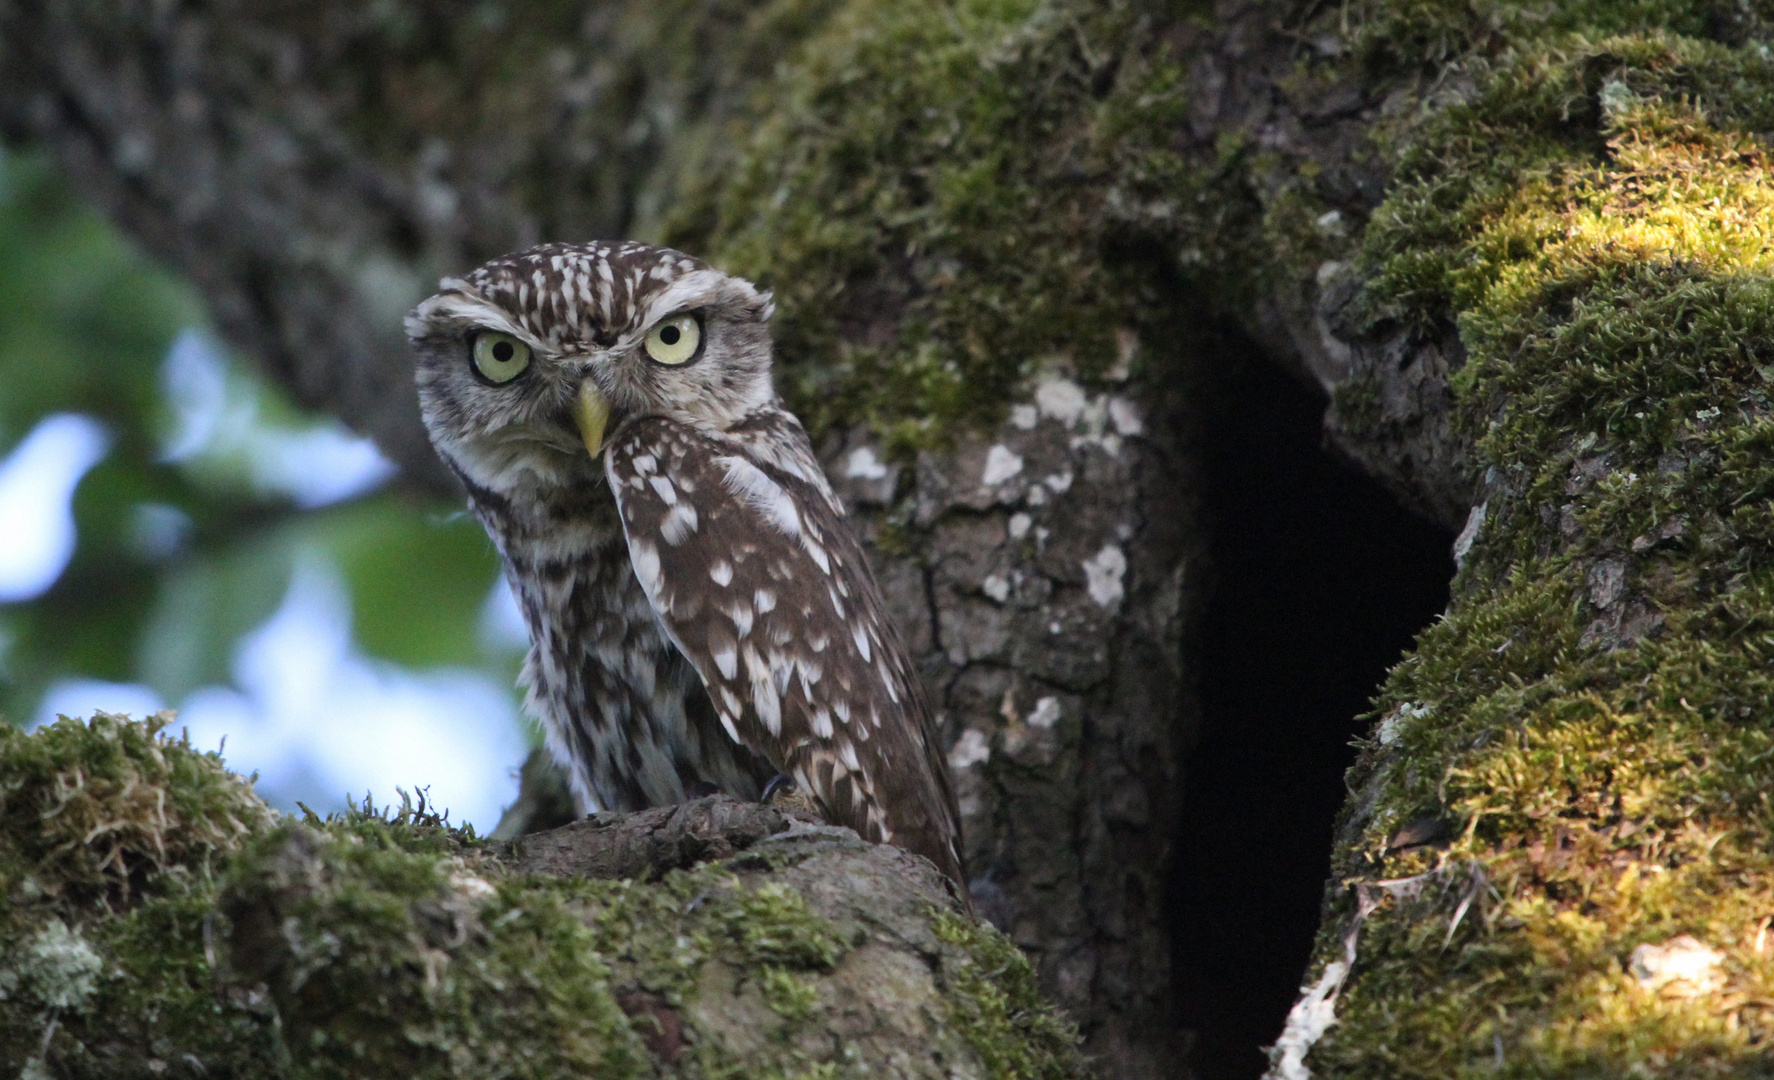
<box><xmin>762</xmin><ymin>774</ymin><xmax>822</xmax><ymax>819</ymax></box>
<box><xmin>760</xmin><ymin>773</ymin><xmax>795</xmax><ymax>803</ymax></box>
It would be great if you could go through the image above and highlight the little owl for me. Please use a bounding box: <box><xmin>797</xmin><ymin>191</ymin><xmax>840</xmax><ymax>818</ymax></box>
<box><xmin>407</xmin><ymin>241</ymin><xmax>964</xmax><ymax>888</ymax></box>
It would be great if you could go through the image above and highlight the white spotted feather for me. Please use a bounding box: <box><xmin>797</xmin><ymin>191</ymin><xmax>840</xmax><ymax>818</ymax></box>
<box><xmin>607</xmin><ymin>412</ymin><xmax>963</xmax><ymax>885</ymax></box>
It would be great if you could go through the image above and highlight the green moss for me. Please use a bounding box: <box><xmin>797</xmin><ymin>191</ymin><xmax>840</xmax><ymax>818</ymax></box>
<box><xmin>932</xmin><ymin>908</ymin><xmax>1086</xmax><ymax>1080</ymax></box>
<box><xmin>226</xmin><ymin>821</ymin><xmax>831</xmax><ymax>1077</ymax></box>
<box><xmin>758</xmin><ymin>965</ymin><xmax>821</xmax><ymax>1021</ymax></box>
<box><xmin>678</xmin><ymin>0</ymin><xmax>1196</xmax><ymax>447</ymax></box>
<box><xmin>221</xmin><ymin>822</ymin><xmax>652</xmax><ymax>1079</ymax></box>
<box><xmin>0</xmin><ymin>713</ymin><xmax>281</xmax><ymax>1075</ymax></box>
<box><xmin>311</xmin><ymin>787</ymin><xmax>489</xmax><ymax>855</ymax></box>
<box><xmin>1</xmin><ymin>716</ymin><xmax>1082</xmax><ymax>1076</ymax></box>
<box><xmin>93</xmin><ymin>891</ymin><xmax>282</xmax><ymax>1076</ymax></box>
<box><xmin>1286</xmin><ymin>0</ymin><xmax>1774</xmax><ymax>1073</ymax></box>
<box><xmin>1322</xmin><ymin>574</ymin><xmax>1774</xmax><ymax>1073</ymax></box>
<box><xmin>721</xmin><ymin>879</ymin><xmax>849</xmax><ymax>970</ymax></box>
<box><xmin>0</xmin><ymin>711</ymin><xmax>269</xmax><ymax>910</ymax></box>
<box><xmin>1329</xmin><ymin>369</ymin><xmax>1388</xmax><ymax>437</ymax></box>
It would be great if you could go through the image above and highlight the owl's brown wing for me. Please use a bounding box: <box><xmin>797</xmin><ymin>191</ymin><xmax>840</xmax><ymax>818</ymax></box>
<box><xmin>605</xmin><ymin>412</ymin><xmax>964</xmax><ymax>888</ymax></box>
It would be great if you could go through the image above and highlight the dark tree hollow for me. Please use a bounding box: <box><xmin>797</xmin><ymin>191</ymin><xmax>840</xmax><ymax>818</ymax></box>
<box><xmin>1171</xmin><ymin>342</ymin><xmax>1455</xmax><ymax>1080</ymax></box>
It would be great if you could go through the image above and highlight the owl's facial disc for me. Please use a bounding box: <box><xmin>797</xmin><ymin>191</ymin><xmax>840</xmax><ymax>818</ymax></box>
<box><xmin>575</xmin><ymin>380</ymin><xmax>612</xmax><ymax>458</ymax></box>
<box><xmin>408</xmin><ymin>242</ymin><xmax>779</xmax><ymax>478</ymax></box>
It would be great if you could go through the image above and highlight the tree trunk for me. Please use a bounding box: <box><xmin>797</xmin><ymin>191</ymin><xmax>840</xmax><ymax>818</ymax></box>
<box><xmin>10</xmin><ymin>0</ymin><xmax>1774</xmax><ymax>1075</ymax></box>
<box><xmin>1190</xmin><ymin>2</ymin><xmax>1774</xmax><ymax>1075</ymax></box>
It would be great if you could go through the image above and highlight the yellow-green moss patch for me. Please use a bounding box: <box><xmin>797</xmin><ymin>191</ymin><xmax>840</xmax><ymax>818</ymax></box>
<box><xmin>933</xmin><ymin>908</ymin><xmax>1086</xmax><ymax>1080</ymax></box>
<box><xmin>1297</xmin><ymin>1</ymin><xmax>1774</xmax><ymax>1074</ymax></box>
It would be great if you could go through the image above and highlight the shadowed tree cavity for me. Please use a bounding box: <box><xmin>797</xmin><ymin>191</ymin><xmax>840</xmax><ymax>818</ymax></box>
<box><xmin>1173</xmin><ymin>344</ymin><xmax>1455</xmax><ymax>1080</ymax></box>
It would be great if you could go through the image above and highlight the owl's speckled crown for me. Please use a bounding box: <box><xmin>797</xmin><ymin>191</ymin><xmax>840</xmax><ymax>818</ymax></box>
<box><xmin>406</xmin><ymin>241</ymin><xmax>774</xmax><ymax>353</ymax></box>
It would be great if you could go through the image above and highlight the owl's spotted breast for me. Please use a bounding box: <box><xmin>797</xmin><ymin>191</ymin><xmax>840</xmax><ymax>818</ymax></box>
<box><xmin>605</xmin><ymin>410</ymin><xmax>965</xmax><ymax>888</ymax></box>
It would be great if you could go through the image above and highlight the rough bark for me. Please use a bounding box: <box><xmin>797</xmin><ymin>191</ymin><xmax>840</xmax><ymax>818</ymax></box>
<box><xmin>831</xmin><ymin>367</ymin><xmax>1203</xmax><ymax>1078</ymax></box>
<box><xmin>499</xmin><ymin>793</ymin><xmax>824</xmax><ymax>882</ymax></box>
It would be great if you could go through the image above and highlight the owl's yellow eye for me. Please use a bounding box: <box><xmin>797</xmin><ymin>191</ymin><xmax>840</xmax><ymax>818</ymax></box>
<box><xmin>472</xmin><ymin>332</ymin><xmax>532</xmax><ymax>384</ymax></box>
<box><xmin>644</xmin><ymin>314</ymin><xmax>702</xmax><ymax>366</ymax></box>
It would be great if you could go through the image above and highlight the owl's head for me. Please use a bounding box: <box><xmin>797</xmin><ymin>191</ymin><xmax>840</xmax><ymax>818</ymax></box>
<box><xmin>406</xmin><ymin>241</ymin><xmax>776</xmax><ymax>498</ymax></box>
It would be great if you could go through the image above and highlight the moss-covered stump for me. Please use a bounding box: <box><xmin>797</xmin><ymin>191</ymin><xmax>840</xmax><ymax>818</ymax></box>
<box><xmin>0</xmin><ymin>714</ymin><xmax>1085</xmax><ymax>1079</ymax></box>
<box><xmin>1262</xmin><ymin>1</ymin><xmax>1774</xmax><ymax>1075</ymax></box>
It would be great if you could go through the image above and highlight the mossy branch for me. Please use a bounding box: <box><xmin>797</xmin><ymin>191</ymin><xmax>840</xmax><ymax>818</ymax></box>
<box><xmin>0</xmin><ymin>714</ymin><xmax>1085</xmax><ymax>1079</ymax></box>
<box><xmin>1255</xmin><ymin>1</ymin><xmax>1774</xmax><ymax>1074</ymax></box>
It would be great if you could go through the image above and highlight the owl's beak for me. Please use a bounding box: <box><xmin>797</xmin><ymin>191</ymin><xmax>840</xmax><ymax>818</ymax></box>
<box><xmin>574</xmin><ymin>380</ymin><xmax>612</xmax><ymax>458</ymax></box>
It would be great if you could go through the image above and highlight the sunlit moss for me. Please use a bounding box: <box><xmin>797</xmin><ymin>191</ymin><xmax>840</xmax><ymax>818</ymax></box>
<box><xmin>1293</xmin><ymin>2</ymin><xmax>1774</xmax><ymax>1074</ymax></box>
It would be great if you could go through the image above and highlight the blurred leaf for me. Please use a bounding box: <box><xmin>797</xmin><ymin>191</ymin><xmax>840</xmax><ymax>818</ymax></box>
<box><xmin>0</xmin><ymin>150</ymin><xmax>199</xmax><ymax>447</ymax></box>
<box><xmin>135</xmin><ymin>531</ymin><xmax>299</xmax><ymax>701</ymax></box>
<box><xmin>318</xmin><ymin>498</ymin><xmax>503</xmax><ymax>669</ymax></box>
<box><xmin>0</xmin><ymin>144</ymin><xmax>521</xmax><ymax>731</ymax></box>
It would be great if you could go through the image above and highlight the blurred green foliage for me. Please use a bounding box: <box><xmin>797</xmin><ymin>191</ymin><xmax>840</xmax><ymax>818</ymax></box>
<box><xmin>0</xmin><ymin>145</ymin><xmax>519</xmax><ymax>725</ymax></box>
